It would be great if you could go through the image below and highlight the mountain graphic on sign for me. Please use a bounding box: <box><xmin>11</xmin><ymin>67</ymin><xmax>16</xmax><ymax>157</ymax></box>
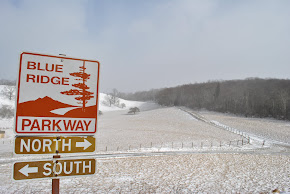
<box><xmin>17</xmin><ymin>96</ymin><xmax>97</xmax><ymax>118</ymax></box>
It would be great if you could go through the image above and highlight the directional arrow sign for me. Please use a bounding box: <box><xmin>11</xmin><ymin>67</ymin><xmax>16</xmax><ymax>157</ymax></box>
<box><xmin>13</xmin><ymin>158</ymin><xmax>96</xmax><ymax>180</ymax></box>
<box><xmin>14</xmin><ymin>136</ymin><xmax>95</xmax><ymax>154</ymax></box>
<box><xmin>76</xmin><ymin>139</ymin><xmax>92</xmax><ymax>150</ymax></box>
<box><xmin>19</xmin><ymin>164</ymin><xmax>38</xmax><ymax>177</ymax></box>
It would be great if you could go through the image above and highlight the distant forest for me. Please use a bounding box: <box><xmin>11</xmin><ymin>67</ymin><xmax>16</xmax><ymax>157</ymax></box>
<box><xmin>0</xmin><ymin>79</ymin><xmax>16</xmax><ymax>86</ymax></box>
<box><xmin>120</xmin><ymin>78</ymin><xmax>290</xmax><ymax>121</ymax></box>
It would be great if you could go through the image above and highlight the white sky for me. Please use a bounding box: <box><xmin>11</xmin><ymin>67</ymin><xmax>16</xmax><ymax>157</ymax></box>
<box><xmin>0</xmin><ymin>0</ymin><xmax>290</xmax><ymax>93</ymax></box>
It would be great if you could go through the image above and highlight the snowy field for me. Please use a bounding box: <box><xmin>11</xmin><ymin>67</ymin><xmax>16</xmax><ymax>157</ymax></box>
<box><xmin>0</xmin><ymin>154</ymin><xmax>289</xmax><ymax>193</ymax></box>
<box><xmin>96</xmin><ymin>107</ymin><xmax>244</xmax><ymax>151</ymax></box>
<box><xmin>199</xmin><ymin>110</ymin><xmax>290</xmax><ymax>144</ymax></box>
<box><xmin>0</xmin><ymin>89</ymin><xmax>289</xmax><ymax>193</ymax></box>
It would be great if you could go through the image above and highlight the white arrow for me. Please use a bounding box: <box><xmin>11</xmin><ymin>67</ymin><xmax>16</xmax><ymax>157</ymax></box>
<box><xmin>19</xmin><ymin>164</ymin><xmax>38</xmax><ymax>177</ymax></box>
<box><xmin>76</xmin><ymin>139</ymin><xmax>92</xmax><ymax>150</ymax></box>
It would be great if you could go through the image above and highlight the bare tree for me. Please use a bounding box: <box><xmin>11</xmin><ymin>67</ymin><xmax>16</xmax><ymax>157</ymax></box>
<box><xmin>104</xmin><ymin>94</ymin><xmax>114</xmax><ymax>107</ymax></box>
<box><xmin>103</xmin><ymin>91</ymin><xmax>120</xmax><ymax>107</ymax></box>
<box><xmin>110</xmin><ymin>88</ymin><xmax>120</xmax><ymax>106</ymax></box>
<box><xmin>1</xmin><ymin>86</ymin><xmax>15</xmax><ymax>100</ymax></box>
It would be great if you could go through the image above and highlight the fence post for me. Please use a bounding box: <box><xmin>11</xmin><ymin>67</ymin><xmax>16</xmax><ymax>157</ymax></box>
<box><xmin>201</xmin><ymin>142</ymin><xmax>203</xmax><ymax>149</ymax></box>
<box><xmin>105</xmin><ymin>146</ymin><xmax>107</xmax><ymax>151</ymax></box>
<box><xmin>262</xmin><ymin>140</ymin><xmax>265</xmax><ymax>147</ymax></box>
<box><xmin>117</xmin><ymin>146</ymin><xmax>119</xmax><ymax>151</ymax></box>
<box><xmin>192</xmin><ymin>142</ymin><xmax>194</xmax><ymax>148</ymax></box>
<box><xmin>229</xmin><ymin>141</ymin><xmax>231</xmax><ymax>147</ymax></box>
<box><xmin>220</xmin><ymin>141</ymin><xmax>222</xmax><ymax>147</ymax></box>
<box><xmin>151</xmin><ymin>142</ymin><xmax>152</xmax><ymax>148</ymax></box>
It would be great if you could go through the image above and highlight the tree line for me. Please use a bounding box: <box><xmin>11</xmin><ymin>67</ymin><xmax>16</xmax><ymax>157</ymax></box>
<box><xmin>2</xmin><ymin>78</ymin><xmax>290</xmax><ymax>120</ymax></box>
<box><xmin>0</xmin><ymin>79</ymin><xmax>16</xmax><ymax>86</ymax></box>
<box><xmin>120</xmin><ymin>78</ymin><xmax>290</xmax><ymax>121</ymax></box>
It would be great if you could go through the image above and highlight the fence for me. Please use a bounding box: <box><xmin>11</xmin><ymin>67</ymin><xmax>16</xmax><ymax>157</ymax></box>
<box><xmin>94</xmin><ymin>137</ymin><xmax>258</xmax><ymax>152</ymax></box>
<box><xmin>0</xmin><ymin>139</ymin><xmax>13</xmax><ymax>144</ymax></box>
<box><xmin>0</xmin><ymin>137</ymin><xmax>268</xmax><ymax>156</ymax></box>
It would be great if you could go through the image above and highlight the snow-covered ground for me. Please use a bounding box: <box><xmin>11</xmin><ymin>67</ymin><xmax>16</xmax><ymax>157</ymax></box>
<box><xmin>0</xmin><ymin>154</ymin><xmax>289</xmax><ymax>193</ymax></box>
<box><xmin>199</xmin><ymin>110</ymin><xmax>290</xmax><ymax>145</ymax></box>
<box><xmin>96</xmin><ymin>107</ymin><xmax>243</xmax><ymax>151</ymax></box>
<box><xmin>0</xmin><ymin>89</ymin><xmax>289</xmax><ymax>193</ymax></box>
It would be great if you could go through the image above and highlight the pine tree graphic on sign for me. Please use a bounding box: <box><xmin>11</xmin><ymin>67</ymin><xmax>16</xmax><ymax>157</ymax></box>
<box><xmin>61</xmin><ymin>62</ymin><xmax>94</xmax><ymax>111</ymax></box>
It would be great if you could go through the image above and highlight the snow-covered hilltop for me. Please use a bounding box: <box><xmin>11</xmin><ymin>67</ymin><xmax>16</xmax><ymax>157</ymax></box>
<box><xmin>99</xmin><ymin>93</ymin><xmax>145</xmax><ymax>112</ymax></box>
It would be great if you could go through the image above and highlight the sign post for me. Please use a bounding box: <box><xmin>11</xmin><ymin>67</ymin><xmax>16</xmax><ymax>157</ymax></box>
<box><xmin>13</xmin><ymin>52</ymin><xmax>100</xmax><ymax>194</ymax></box>
<box><xmin>52</xmin><ymin>155</ymin><xmax>60</xmax><ymax>194</ymax></box>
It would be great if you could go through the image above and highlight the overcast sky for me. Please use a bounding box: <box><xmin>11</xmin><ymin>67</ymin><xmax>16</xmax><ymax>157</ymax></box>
<box><xmin>0</xmin><ymin>0</ymin><xmax>290</xmax><ymax>93</ymax></box>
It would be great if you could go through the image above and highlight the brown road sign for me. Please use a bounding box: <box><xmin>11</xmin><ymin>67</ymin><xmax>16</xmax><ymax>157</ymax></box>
<box><xmin>14</xmin><ymin>136</ymin><xmax>95</xmax><ymax>154</ymax></box>
<box><xmin>13</xmin><ymin>158</ymin><xmax>96</xmax><ymax>180</ymax></box>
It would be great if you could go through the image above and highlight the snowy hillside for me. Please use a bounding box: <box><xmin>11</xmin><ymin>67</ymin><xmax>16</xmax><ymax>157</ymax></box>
<box><xmin>0</xmin><ymin>86</ymin><xmax>289</xmax><ymax>193</ymax></box>
<box><xmin>99</xmin><ymin>93</ymin><xmax>145</xmax><ymax>112</ymax></box>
